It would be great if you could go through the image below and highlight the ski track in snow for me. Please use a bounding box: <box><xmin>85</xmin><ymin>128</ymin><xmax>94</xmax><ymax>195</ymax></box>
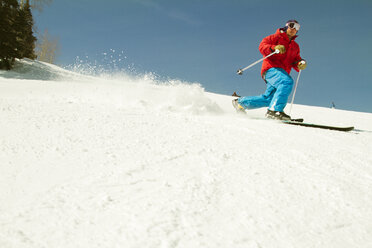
<box><xmin>1</xmin><ymin>60</ymin><xmax>372</xmax><ymax>248</ymax></box>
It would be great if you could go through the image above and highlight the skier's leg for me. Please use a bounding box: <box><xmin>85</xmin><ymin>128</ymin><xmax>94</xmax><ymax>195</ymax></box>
<box><xmin>238</xmin><ymin>85</ymin><xmax>276</xmax><ymax>110</ymax></box>
<box><xmin>265</xmin><ymin>68</ymin><xmax>294</xmax><ymax>112</ymax></box>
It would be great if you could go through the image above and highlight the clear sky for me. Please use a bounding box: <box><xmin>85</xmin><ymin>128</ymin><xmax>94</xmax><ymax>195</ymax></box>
<box><xmin>33</xmin><ymin>0</ymin><xmax>372</xmax><ymax>113</ymax></box>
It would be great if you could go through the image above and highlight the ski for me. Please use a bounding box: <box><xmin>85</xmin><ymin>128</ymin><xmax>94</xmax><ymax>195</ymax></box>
<box><xmin>232</xmin><ymin>99</ymin><xmax>304</xmax><ymax>122</ymax></box>
<box><xmin>231</xmin><ymin>98</ymin><xmax>352</xmax><ymax>131</ymax></box>
<box><xmin>290</xmin><ymin>118</ymin><xmax>304</xmax><ymax>123</ymax></box>
<box><xmin>282</xmin><ymin>120</ymin><xmax>354</xmax><ymax>132</ymax></box>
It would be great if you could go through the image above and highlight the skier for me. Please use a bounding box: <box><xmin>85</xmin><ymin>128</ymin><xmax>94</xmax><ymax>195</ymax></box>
<box><xmin>233</xmin><ymin>20</ymin><xmax>307</xmax><ymax>120</ymax></box>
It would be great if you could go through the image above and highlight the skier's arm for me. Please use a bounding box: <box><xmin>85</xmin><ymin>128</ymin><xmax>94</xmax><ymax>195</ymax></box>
<box><xmin>292</xmin><ymin>45</ymin><xmax>305</xmax><ymax>72</ymax></box>
<box><xmin>259</xmin><ymin>34</ymin><xmax>279</xmax><ymax>56</ymax></box>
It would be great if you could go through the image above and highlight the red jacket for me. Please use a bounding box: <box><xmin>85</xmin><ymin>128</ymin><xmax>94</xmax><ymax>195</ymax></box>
<box><xmin>259</xmin><ymin>28</ymin><xmax>303</xmax><ymax>77</ymax></box>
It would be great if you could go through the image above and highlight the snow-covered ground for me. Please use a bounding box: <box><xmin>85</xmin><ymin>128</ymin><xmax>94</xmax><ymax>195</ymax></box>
<box><xmin>1</xmin><ymin>59</ymin><xmax>371</xmax><ymax>248</ymax></box>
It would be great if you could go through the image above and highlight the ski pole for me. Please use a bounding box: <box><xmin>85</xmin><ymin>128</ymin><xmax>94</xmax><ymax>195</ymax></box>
<box><xmin>237</xmin><ymin>49</ymin><xmax>279</xmax><ymax>75</ymax></box>
<box><xmin>289</xmin><ymin>69</ymin><xmax>302</xmax><ymax>116</ymax></box>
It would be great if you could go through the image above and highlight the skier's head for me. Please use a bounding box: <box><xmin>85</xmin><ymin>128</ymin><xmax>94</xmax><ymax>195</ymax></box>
<box><xmin>283</xmin><ymin>19</ymin><xmax>300</xmax><ymax>38</ymax></box>
<box><xmin>283</xmin><ymin>20</ymin><xmax>300</xmax><ymax>32</ymax></box>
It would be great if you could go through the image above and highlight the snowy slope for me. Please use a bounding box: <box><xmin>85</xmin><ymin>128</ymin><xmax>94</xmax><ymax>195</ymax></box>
<box><xmin>1</xmin><ymin>60</ymin><xmax>372</xmax><ymax>248</ymax></box>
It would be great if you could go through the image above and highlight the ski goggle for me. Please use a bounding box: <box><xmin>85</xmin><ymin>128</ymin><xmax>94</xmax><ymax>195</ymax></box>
<box><xmin>286</xmin><ymin>22</ymin><xmax>300</xmax><ymax>31</ymax></box>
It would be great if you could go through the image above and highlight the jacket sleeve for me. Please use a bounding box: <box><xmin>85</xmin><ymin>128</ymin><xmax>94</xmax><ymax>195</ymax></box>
<box><xmin>291</xmin><ymin>44</ymin><xmax>303</xmax><ymax>72</ymax></box>
<box><xmin>259</xmin><ymin>34</ymin><xmax>279</xmax><ymax>56</ymax></box>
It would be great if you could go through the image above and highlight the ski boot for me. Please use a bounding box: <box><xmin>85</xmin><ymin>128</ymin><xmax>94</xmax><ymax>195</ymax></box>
<box><xmin>232</xmin><ymin>99</ymin><xmax>246</xmax><ymax>114</ymax></box>
<box><xmin>265</xmin><ymin>110</ymin><xmax>291</xmax><ymax>121</ymax></box>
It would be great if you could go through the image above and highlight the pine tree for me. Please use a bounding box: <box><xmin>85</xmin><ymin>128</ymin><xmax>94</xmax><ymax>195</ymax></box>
<box><xmin>0</xmin><ymin>0</ymin><xmax>37</xmax><ymax>70</ymax></box>
<box><xmin>0</xmin><ymin>0</ymin><xmax>20</xmax><ymax>69</ymax></box>
<box><xmin>17</xmin><ymin>0</ymin><xmax>37</xmax><ymax>59</ymax></box>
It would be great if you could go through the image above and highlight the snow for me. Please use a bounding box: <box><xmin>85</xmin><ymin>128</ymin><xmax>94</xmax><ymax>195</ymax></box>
<box><xmin>1</xmin><ymin>59</ymin><xmax>372</xmax><ymax>248</ymax></box>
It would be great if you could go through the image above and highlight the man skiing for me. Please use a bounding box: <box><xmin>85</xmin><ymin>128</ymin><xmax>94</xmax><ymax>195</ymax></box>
<box><xmin>233</xmin><ymin>20</ymin><xmax>307</xmax><ymax>120</ymax></box>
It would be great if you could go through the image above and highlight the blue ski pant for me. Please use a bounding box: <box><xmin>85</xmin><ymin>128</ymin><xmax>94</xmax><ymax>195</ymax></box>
<box><xmin>238</xmin><ymin>68</ymin><xmax>294</xmax><ymax>112</ymax></box>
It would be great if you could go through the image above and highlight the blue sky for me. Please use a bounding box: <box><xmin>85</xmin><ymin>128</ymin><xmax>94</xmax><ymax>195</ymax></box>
<box><xmin>34</xmin><ymin>0</ymin><xmax>372</xmax><ymax>113</ymax></box>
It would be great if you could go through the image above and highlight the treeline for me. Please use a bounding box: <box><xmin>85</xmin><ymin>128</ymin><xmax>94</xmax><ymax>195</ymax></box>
<box><xmin>0</xmin><ymin>0</ymin><xmax>56</xmax><ymax>70</ymax></box>
<box><xmin>0</xmin><ymin>0</ymin><xmax>36</xmax><ymax>70</ymax></box>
